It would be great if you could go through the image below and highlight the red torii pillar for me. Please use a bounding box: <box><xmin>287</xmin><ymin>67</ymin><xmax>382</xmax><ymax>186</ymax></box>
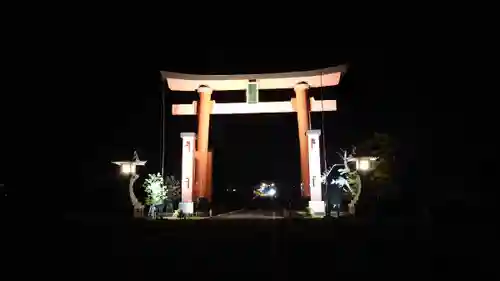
<box><xmin>293</xmin><ymin>82</ymin><xmax>311</xmax><ymax>197</ymax></box>
<box><xmin>195</xmin><ymin>85</ymin><xmax>213</xmax><ymax>201</ymax></box>
<box><xmin>206</xmin><ymin>150</ymin><xmax>213</xmax><ymax>201</ymax></box>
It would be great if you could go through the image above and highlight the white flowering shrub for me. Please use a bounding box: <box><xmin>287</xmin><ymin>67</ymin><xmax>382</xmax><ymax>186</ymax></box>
<box><xmin>143</xmin><ymin>173</ymin><xmax>167</xmax><ymax>205</ymax></box>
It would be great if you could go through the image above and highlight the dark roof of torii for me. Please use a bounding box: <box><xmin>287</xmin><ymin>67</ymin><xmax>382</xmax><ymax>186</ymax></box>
<box><xmin>160</xmin><ymin>64</ymin><xmax>347</xmax><ymax>81</ymax></box>
<box><xmin>161</xmin><ymin>64</ymin><xmax>347</xmax><ymax>91</ymax></box>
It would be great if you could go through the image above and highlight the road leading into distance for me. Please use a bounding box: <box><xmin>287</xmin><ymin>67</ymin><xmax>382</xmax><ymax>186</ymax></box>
<box><xmin>212</xmin><ymin>209</ymin><xmax>284</xmax><ymax>219</ymax></box>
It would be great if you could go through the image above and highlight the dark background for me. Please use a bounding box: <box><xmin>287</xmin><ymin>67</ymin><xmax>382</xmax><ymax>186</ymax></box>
<box><xmin>69</xmin><ymin>48</ymin><xmax>430</xmax><ymax>213</ymax></box>
<box><xmin>6</xmin><ymin>47</ymin><xmax>484</xmax><ymax>277</ymax></box>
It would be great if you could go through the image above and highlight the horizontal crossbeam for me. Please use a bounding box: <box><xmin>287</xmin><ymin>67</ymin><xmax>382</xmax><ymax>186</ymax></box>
<box><xmin>162</xmin><ymin>66</ymin><xmax>346</xmax><ymax>92</ymax></box>
<box><xmin>172</xmin><ymin>98</ymin><xmax>336</xmax><ymax>115</ymax></box>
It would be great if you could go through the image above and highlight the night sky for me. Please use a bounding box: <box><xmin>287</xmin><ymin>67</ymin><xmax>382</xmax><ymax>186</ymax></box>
<box><xmin>71</xmin><ymin>48</ymin><xmax>428</xmax><ymax>211</ymax></box>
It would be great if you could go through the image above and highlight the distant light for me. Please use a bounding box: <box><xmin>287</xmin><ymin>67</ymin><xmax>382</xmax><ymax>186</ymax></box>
<box><xmin>268</xmin><ymin>189</ymin><xmax>276</xmax><ymax>196</ymax></box>
<box><xmin>261</xmin><ymin>183</ymin><xmax>267</xmax><ymax>188</ymax></box>
<box><xmin>270</xmin><ymin>183</ymin><xmax>275</xmax><ymax>187</ymax></box>
<box><xmin>232</xmin><ymin>189</ymin><xmax>236</xmax><ymax>192</ymax></box>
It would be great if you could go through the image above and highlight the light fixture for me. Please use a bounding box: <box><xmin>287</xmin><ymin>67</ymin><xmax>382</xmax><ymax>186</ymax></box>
<box><xmin>112</xmin><ymin>151</ymin><xmax>148</xmax><ymax>218</ymax></box>
<box><xmin>120</xmin><ymin>163</ymin><xmax>136</xmax><ymax>175</ymax></box>
<box><xmin>355</xmin><ymin>156</ymin><xmax>377</xmax><ymax>172</ymax></box>
<box><xmin>113</xmin><ymin>160</ymin><xmax>146</xmax><ymax>175</ymax></box>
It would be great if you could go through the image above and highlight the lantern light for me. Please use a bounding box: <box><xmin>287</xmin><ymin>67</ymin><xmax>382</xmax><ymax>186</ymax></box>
<box><xmin>355</xmin><ymin>156</ymin><xmax>377</xmax><ymax>172</ymax></box>
<box><xmin>111</xmin><ymin>151</ymin><xmax>148</xmax><ymax>218</ymax></box>
<box><xmin>120</xmin><ymin>163</ymin><xmax>135</xmax><ymax>175</ymax></box>
<box><xmin>112</xmin><ymin>160</ymin><xmax>146</xmax><ymax>175</ymax></box>
<box><xmin>357</xmin><ymin>159</ymin><xmax>370</xmax><ymax>171</ymax></box>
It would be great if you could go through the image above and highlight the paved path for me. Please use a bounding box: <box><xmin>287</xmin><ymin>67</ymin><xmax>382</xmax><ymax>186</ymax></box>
<box><xmin>212</xmin><ymin>209</ymin><xmax>284</xmax><ymax>219</ymax></box>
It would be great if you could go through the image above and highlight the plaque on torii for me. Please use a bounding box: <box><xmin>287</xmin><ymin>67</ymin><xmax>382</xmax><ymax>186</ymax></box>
<box><xmin>161</xmin><ymin>65</ymin><xmax>346</xmax><ymax>202</ymax></box>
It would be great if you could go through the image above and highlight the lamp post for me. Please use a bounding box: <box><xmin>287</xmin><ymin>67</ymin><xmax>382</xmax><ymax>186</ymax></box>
<box><xmin>325</xmin><ymin>156</ymin><xmax>378</xmax><ymax>217</ymax></box>
<box><xmin>347</xmin><ymin>156</ymin><xmax>377</xmax><ymax>215</ymax></box>
<box><xmin>112</xmin><ymin>151</ymin><xmax>147</xmax><ymax>218</ymax></box>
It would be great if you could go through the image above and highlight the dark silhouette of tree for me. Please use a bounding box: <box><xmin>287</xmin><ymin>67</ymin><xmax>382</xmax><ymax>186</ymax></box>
<box><xmin>356</xmin><ymin>132</ymin><xmax>397</xmax><ymax>186</ymax></box>
<box><xmin>355</xmin><ymin>133</ymin><xmax>399</xmax><ymax>217</ymax></box>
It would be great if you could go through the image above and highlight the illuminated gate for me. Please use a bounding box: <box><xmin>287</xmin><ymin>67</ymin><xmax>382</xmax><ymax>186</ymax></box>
<box><xmin>161</xmin><ymin>65</ymin><xmax>346</xmax><ymax>214</ymax></box>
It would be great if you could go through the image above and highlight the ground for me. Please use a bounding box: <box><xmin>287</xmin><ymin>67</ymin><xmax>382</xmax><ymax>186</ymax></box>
<box><xmin>212</xmin><ymin>209</ymin><xmax>287</xmax><ymax>219</ymax></box>
<box><xmin>58</xmin><ymin>207</ymin><xmax>492</xmax><ymax>277</ymax></box>
<box><xmin>70</xmin><ymin>215</ymin><xmax>435</xmax><ymax>276</ymax></box>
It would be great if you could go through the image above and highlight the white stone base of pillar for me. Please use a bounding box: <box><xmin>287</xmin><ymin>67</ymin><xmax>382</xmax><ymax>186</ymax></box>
<box><xmin>308</xmin><ymin>201</ymin><xmax>325</xmax><ymax>215</ymax></box>
<box><xmin>133</xmin><ymin>206</ymin><xmax>144</xmax><ymax>218</ymax></box>
<box><xmin>179</xmin><ymin>202</ymin><xmax>194</xmax><ymax>215</ymax></box>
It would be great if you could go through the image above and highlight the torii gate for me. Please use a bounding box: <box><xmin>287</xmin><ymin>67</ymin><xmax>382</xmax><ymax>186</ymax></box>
<box><xmin>161</xmin><ymin>65</ymin><xmax>346</xmax><ymax>214</ymax></box>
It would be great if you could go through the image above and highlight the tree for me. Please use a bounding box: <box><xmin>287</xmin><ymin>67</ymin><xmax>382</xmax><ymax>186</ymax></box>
<box><xmin>325</xmin><ymin>133</ymin><xmax>397</xmax><ymax>215</ymax></box>
<box><xmin>164</xmin><ymin>175</ymin><xmax>180</xmax><ymax>201</ymax></box>
<box><xmin>143</xmin><ymin>173</ymin><xmax>167</xmax><ymax>206</ymax></box>
<box><xmin>143</xmin><ymin>174</ymin><xmax>181</xmax><ymax>213</ymax></box>
<box><xmin>356</xmin><ymin>132</ymin><xmax>396</xmax><ymax>186</ymax></box>
<box><xmin>329</xmin><ymin>147</ymin><xmax>363</xmax><ymax>215</ymax></box>
<box><xmin>355</xmin><ymin>133</ymin><xmax>398</xmax><ymax>216</ymax></box>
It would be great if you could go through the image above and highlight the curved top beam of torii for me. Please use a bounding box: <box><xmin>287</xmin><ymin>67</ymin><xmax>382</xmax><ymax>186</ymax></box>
<box><xmin>161</xmin><ymin>65</ymin><xmax>347</xmax><ymax>92</ymax></box>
